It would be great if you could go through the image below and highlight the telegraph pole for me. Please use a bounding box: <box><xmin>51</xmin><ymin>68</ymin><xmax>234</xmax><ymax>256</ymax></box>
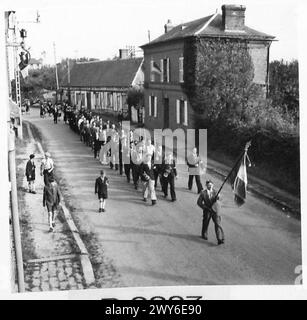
<box><xmin>53</xmin><ymin>42</ymin><xmax>59</xmax><ymax>102</ymax></box>
<box><xmin>5</xmin><ymin>11</ymin><xmax>25</xmax><ymax>293</ymax></box>
<box><xmin>67</xmin><ymin>58</ymin><xmax>71</xmax><ymax>104</ymax></box>
<box><xmin>12</xmin><ymin>13</ymin><xmax>23</xmax><ymax>139</ymax></box>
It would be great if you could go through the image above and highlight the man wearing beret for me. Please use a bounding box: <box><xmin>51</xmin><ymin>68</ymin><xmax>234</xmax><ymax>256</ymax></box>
<box><xmin>25</xmin><ymin>154</ymin><xmax>36</xmax><ymax>194</ymax></box>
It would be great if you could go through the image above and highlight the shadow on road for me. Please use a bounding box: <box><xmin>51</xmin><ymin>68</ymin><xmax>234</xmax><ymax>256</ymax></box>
<box><xmin>118</xmin><ymin>265</ymin><xmax>218</xmax><ymax>285</ymax></box>
<box><xmin>98</xmin><ymin>224</ymin><xmax>218</xmax><ymax>247</ymax></box>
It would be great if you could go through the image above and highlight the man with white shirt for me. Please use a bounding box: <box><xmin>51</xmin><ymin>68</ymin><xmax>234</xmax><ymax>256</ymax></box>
<box><xmin>40</xmin><ymin>152</ymin><xmax>54</xmax><ymax>185</ymax></box>
<box><xmin>197</xmin><ymin>180</ymin><xmax>225</xmax><ymax>245</ymax></box>
<box><xmin>144</xmin><ymin>139</ymin><xmax>155</xmax><ymax>159</ymax></box>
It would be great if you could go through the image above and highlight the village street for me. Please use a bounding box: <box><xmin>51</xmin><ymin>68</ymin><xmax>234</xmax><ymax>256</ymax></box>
<box><xmin>23</xmin><ymin>109</ymin><xmax>301</xmax><ymax>287</ymax></box>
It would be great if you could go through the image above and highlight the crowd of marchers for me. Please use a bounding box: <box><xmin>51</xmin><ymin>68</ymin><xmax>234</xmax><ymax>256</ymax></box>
<box><xmin>27</xmin><ymin>102</ymin><xmax>225</xmax><ymax>245</ymax></box>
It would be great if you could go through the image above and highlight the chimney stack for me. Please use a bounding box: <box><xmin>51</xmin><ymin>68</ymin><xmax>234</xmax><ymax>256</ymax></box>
<box><xmin>164</xmin><ymin>19</ymin><xmax>174</xmax><ymax>33</ymax></box>
<box><xmin>222</xmin><ymin>4</ymin><xmax>246</xmax><ymax>31</ymax></box>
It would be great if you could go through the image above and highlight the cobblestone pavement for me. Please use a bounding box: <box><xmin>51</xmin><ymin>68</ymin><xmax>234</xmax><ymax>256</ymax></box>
<box><xmin>16</xmin><ymin>128</ymin><xmax>88</xmax><ymax>292</ymax></box>
<box><xmin>25</xmin><ymin>256</ymin><xmax>85</xmax><ymax>292</ymax></box>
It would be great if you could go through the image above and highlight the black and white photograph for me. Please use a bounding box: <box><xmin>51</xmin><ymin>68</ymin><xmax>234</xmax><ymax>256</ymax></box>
<box><xmin>0</xmin><ymin>0</ymin><xmax>305</xmax><ymax>299</ymax></box>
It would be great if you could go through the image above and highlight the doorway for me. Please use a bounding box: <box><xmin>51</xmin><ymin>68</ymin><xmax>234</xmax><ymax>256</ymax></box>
<box><xmin>86</xmin><ymin>92</ymin><xmax>91</xmax><ymax>110</ymax></box>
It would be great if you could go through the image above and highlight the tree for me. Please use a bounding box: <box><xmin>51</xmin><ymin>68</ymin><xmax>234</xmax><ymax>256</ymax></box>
<box><xmin>15</xmin><ymin>57</ymin><xmax>98</xmax><ymax>100</ymax></box>
<box><xmin>126</xmin><ymin>87</ymin><xmax>144</xmax><ymax>123</ymax></box>
<box><xmin>183</xmin><ymin>38</ymin><xmax>261</xmax><ymax>122</ymax></box>
<box><xmin>269</xmin><ymin>59</ymin><xmax>299</xmax><ymax>120</ymax></box>
<box><xmin>126</xmin><ymin>87</ymin><xmax>144</xmax><ymax>109</ymax></box>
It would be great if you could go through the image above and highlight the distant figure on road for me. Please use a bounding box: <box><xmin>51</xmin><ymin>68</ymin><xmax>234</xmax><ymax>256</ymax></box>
<box><xmin>25</xmin><ymin>100</ymin><xmax>30</xmax><ymax>114</ymax></box>
<box><xmin>95</xmin><ymin>170</ymin><xmax>109</xmax><ymax>213</ymax></box>
<box><xmin>197</xmin><ymin>180</ymin><xmax>225</xmax><ymax>245</ymax></box>
<box><xmin>53</xmin><ymin>106</ymin><xmax>58</xmax><ymax>124</ymax></box>
<box><xmin>40</xmin><ymin>105</ymin><xmax>45</xmax><ymax>118</ymax></box>
<box><xmin>40</xmin><ymin>152</ymin><xmax>54</xmax><ymax>185</ymax></box>
<box><xmin>43</xmin><ymin>177</ymin><xmax>61</xmax><ymax>232</ymax></box>
<box><xmin>187</xmin><ymin>147</ymin><xmax>203</xmax><ymax>194</ymax></box>
<box><xmin>25</xmin><ymin>154</ymin><xmax>36</xmax><ymax>194</ymax></box>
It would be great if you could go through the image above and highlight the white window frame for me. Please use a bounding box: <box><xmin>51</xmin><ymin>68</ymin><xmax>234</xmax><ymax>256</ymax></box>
<box><xmin>154</xmin><ymin>96</ymin><xmax>157</xmax><ymax>118</ymax></box>
<box><xmin>183</xmin><ymin>100</ymin><xmax>188</xmax><ymax>126</ymax></box>
<box><xmin>176</xmin><ymin>99</ymin><xmax>180</xmax><ymax>124</ymax></box>
<box><xmin>150</xmin><ymin>60</ymin><xmax>154</xmax><ymax>82</ymax></box>
<box><xmin>149</xmin><ymin>95</ymin><xmax>157</xmax><ymax>118</ymax></box>
<box><xmin>113</xmin><ymin>93</ymin><xmax>117</xmax><ymax>111</ymax></box>
<box><xmin>160</xmin><ymin>59</ymin><xmax>164</xmax><ymax>83</ymax></box>
<box><xmin>149</xmin><ymin>95</ymin><xmax>152</xmax><ymax>116</ymax></box>
<box><xmin>166</xmin><ymin>58</ymin><xmax>170</xmax><ymax>82</ymax></box>
<box><xmin>179</xmin><ymin>57</ymin><xmax>184</xmax><ymax>83</ymax></box>
<box><xmin>161</xmin><ymin>58</ymin><xmax>170</xmax><ymax>83</ymax></box>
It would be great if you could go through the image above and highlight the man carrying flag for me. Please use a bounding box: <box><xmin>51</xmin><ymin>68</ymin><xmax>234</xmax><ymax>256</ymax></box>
<box><xmin>197</xmin><ymin>180</ymin><xmax>225</xmax><ymax>245</ymax></box>
<box><xmin>196</xmin><ymin>141</ymin><xmax>251</xmax><ymax>245</ymax></box>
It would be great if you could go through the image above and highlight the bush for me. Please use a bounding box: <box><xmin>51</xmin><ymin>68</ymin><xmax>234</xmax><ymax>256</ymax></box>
<box><xmin>269</xmin><ymin>59</ymin><xmax>299</xmax><ymax>119</ymax></box>
<box><xmin>197</xmin><ymin>100</ymin><xmax>300</xmax><ymax>195</ymax></box>
<box><xmin>183</xmin><ymin>37</ymin><xmax>259</xmax><ymax>120</ymax></box>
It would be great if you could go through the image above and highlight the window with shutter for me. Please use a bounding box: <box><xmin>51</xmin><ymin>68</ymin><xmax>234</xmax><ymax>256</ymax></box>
<box><xmin>162</xmin><ymin>58</ymin><xmax>168</xmax><ymax>83</ymax></box>
<box><xmin>184</xmin><ymin>100</ymin><xmax>188</xmax><ymax>126</ymax></box>
<box><xmin>180</xmin><ymin>99</ymin><xmax>184</xmax><ymax>124</ymax></box>
<box><xmin>150</xmin><ymin>60</ymin><xmax>154</xmax><ymax>82</ymax></box>
<box><xmin>160</xmin><ymin>59</ymin><xmax>164</xmax><ymax>83</ymax></box>
<box><xmin>167</xmin><ymin>58</ymin><xmax>170</xmax><ymax>82</ymax></box>
<box><xmin>176</xmin><ymin>100</ymin><xmax>180</xmax><ymax>124</ymax></box>
<box><xmin>179</xmin><ymin>57</ymin><xmax>184</xmax><ymax>83</ymax></box>
<box><xmin>154</xmin><ymin>96</ymin><xmax>157</xmax><ymax>117</ymax></box>
<box><xmin>148</xmin><ymin>95</ymin><xmax>152</xmax><ymax>116</ymax></box>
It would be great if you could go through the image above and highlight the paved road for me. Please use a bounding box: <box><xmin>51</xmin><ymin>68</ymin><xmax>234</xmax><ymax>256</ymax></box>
<box><xmin>25</xmin><ymin>109</ymin><xmax>301</xmax><ymax>286</ymax></box>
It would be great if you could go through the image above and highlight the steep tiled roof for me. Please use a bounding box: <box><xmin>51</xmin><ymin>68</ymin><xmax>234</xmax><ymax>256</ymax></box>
<box><xmin>141</xmin><ymin>13</ymin><xmax>274</xmax><ymax>48</ymax></box>
<box><xmin>61</xmin><ymin>58</ymin><xmax>143</xmax><ymax>88</ymax></box>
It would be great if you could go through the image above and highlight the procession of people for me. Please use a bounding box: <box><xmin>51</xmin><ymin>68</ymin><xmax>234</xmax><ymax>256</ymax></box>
<box><xmin>25</xmin><ymin>101</ymin><xmax>225</xmax><ymax>245</ymax></box>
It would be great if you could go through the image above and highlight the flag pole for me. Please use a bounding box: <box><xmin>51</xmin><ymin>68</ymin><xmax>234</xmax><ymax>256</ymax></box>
<box><xmin>214</xmin><ymin>140</ymin><xmax>251</xmax><ymax>200</ymax></box>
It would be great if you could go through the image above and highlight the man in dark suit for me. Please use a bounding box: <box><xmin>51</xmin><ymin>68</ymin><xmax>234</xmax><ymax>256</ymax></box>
<box><xmin>197</xmin><ymin>180</ymin><xmax>225</xmax><ymax>245</ymax></box>
<box><xmin>43</xmin><ymin>177</ymin><xmax>61</xmax><ymax>232</ymax></box>
<box><xmin>25</xmin><ymin>154</ymin><xmax>36</xmax><ymax>193</ymax></box>
<box><xmin>161</xmin><ymin>152</ymin><xmax>177</xmax><ymax>201</ymax></box>
<box><xmin>53</xmin><ymin>105</ymin><xmax>58</xmax><ymax>124</ymax></box>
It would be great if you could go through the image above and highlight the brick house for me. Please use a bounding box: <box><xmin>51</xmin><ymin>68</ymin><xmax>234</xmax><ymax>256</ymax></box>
<box><xmin>60</xmin><ymin>54</ymin><xmax>144</xmax><ymax>122</ymax></box>
<box><xmin>140</xmin><ymin>4</ymin><xmax>275</xmax><ymax>130</ymax></box>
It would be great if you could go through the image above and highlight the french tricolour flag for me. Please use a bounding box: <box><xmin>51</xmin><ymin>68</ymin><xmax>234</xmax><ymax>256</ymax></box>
<box><xmin>233</xmin><ymin>153</ymin><xmax>248</xmax><ymax>206</ymax></box>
